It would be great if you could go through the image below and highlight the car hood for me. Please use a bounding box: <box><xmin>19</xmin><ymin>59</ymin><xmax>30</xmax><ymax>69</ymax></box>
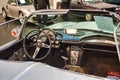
<box><xmin>21</xmin><ymin>5</ymin><xmax>35</xmax><ymax>13</ymax></box>
<box><xmin>0</xmin><ymin>60</ymin><xmax>109</xmax><ymax>80</ymax></box>
<box><xmin>87</xmin><ymin>2</ymin><xmax>119</xmax><ymax>9</ymax></box>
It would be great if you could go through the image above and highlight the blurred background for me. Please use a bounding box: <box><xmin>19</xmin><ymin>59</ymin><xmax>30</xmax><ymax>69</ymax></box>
<box><xmin>0</xmin><ymin>0</ymin><xmax>8</xmax><ymax>13</ymax></box>
<box><xmin>0</xmin><ymin>0</ymin><xmax>62</xmax><ymax>13</ymax></box>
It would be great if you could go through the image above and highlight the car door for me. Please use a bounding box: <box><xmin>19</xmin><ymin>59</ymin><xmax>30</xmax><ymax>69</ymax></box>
<box><xmin>7</xmin><ymin>0</ymin><xmax>19</xmax><ymax>18</ymax></box>
<box><xmin>0</xmin><ymin>18</ymin><xmax>22</xmax><ymax>59</ymax></box>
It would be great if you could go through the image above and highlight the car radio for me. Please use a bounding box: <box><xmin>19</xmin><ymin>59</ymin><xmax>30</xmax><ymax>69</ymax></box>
<box><xmin>67</xmin><ymin>46</ymin><xmax>83</xmax><ymax>65</ymax></box>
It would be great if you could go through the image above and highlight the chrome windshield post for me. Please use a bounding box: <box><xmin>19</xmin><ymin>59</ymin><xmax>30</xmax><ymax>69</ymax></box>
<box><xmin>114</xmin><ymin>22</ymin><xmax>120</xmax><ymax>62</ymax></box>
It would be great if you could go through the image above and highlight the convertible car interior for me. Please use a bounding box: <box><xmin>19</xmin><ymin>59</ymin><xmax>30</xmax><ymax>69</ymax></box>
<box><xmin>0</xmin><ymin>9</ymin><xmax>120</xmax><ymax>79</ymax></box>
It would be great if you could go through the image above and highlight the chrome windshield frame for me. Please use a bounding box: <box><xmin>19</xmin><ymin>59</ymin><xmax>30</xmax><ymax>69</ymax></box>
<box><xmin>114</xmin><ymin>22</ymin><xmax>120</xmax><ymax>62</ymax></box>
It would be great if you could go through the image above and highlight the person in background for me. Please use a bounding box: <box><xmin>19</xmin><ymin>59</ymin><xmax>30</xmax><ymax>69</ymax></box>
<box><xmin>34</xmin><ymin>0</ymin><xmax>50</xmax><ymax>24</ymax></box>
<box><xmin>45</xmin><ymin>0</ymin><xmax>50</xmax><ymax>9</ymax></box>
<box><xmin>61</xmin><ymin>0</ymin><xmax>71</xmax><ymax>9</ymax></box>
<box><xmin>34</xmin><ymin>0</ymin><xmax>50</xmax><ymax>10</ymax></box>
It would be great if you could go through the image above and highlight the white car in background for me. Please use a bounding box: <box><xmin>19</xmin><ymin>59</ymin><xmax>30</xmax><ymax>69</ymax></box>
<box><xmin>2</xmin><ymin>0</ymin><xmax>35</xmax><ymax>23</ymax></box>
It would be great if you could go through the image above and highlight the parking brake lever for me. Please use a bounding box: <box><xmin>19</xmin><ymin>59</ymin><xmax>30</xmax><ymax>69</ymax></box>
<box><xmin>61</xmin><ymin>56</ymin><xmax>68</xmax><ymax>68</ymax></box>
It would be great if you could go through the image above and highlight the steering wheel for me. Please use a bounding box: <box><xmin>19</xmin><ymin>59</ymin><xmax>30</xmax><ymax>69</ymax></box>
<box><xmin>23</xmin><ymin>29</ymin><xmax>52</xmax><ymax>61</ymax></box>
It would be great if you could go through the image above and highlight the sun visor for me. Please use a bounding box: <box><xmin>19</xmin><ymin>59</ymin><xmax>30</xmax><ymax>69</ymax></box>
<box><xmin>94</xmin><ymin>16</ymin><xmax>115</xmax><ymax>33</ymax></box>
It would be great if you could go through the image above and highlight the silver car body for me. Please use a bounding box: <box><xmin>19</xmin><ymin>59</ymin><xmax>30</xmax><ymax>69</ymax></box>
<box><xmin>0</xmin><ymin>9</ymin><xmax>120</xmax><ymax>80</ymax></box>
<box><xmin>0</xmin><ymin>60</ymin><xmax>110</xmax><ymax>80</ymax></box>
<box><xmin>2</xmin><ymin>0</ymin><xmax>35</xmax><ymax>18</ymax></box>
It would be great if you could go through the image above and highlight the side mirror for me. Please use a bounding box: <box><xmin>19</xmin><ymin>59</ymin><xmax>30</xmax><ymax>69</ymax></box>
<box><xmin>11</xmin><ymin>27</ymin><xmax>21</xmax><ymax>38</ymax></box>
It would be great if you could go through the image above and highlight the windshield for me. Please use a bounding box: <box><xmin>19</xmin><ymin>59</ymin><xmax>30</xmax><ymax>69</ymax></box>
<box><xmin>83</xmin><ymin>0</ymin><xmax>102</xmax><ymax>3</ymax></box>
<box><xmin>18</xmin><ymin>0</ymin><xmax>33</xmax><ymax>6</ymax></box>
<box><xmin>103</xmin><ymin>0</ymin><xmax>120</xmax><ymax>5</ymax></box>
<box><xmin>22</xmin><ymin>10</ymin><xmax>119</xmax><ymax>36</ymax></box>
<box><xmin>27</xmin><ymin>10</ymin><xmax>118</xmax><ymax>28</ymax></box>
